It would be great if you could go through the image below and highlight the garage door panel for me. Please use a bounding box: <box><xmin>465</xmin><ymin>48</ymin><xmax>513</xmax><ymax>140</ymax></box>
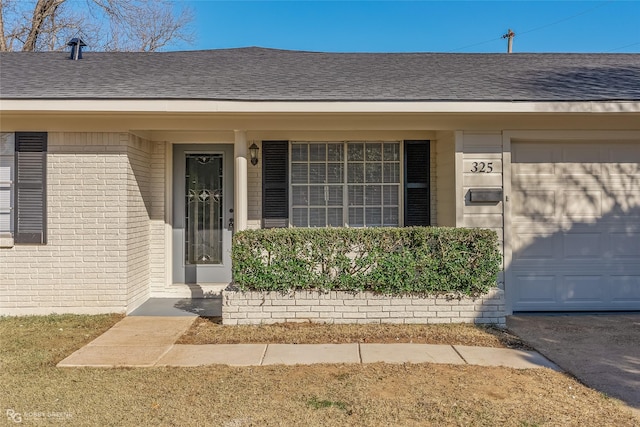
<box><xmin>605</xmin><ymin>191</ymin><xmax>640</xmax><ymax>215</ymax></box>
<box><xmin>609</xmin><ymin>276</ymin><xmax>640</xmax><ymax>302</ymax></box>
<box><xmin>513</xmin><ymin>232</ymin><xmax>557</xmax><ymax>260</ymax></box>
<box><xmin>512</xmin><ymin>143</ymin><xmax>556</xmax><ymax>163</ymax></box>
<box><xmin>607</xmin><ymin>145</ymin><xmax>640</xmax><ymax>163</ymax></box>
<box><xmin>610</xmin><ymin>233</ymin><xmax>640</xmax><ymax>258</ymax></box>
<box><xmin>561</xmin><ymin>276</ymin><xmax>605</xmax><ymax>304</ymax></box>
<box><xmin>563</xmin><ymin>191</ymin><xmax>602</xmax><ymax>218</ymax></box>
<box><xmin>603</xmin><ymin>162</ymin><xmax>640</xmax><ymax>176</ymax></box>
<box><xmin>561</xmin><ymin>144</ymin><xmax>604</xmax><ymax>162</ymax></box>
<box><xmin>513</xmin><ymin>162</ymin><xmax>555</xmax><ymax>176</ymax></box>
<box><xmin>511</xmin><ymin>140</ymin><xmax>640</xmax><ymax>311</ymax></box>
<box><xmin>563</xmin><ymin>232</ymin><xmax>602</xmax><ymax>259</ymax></box>
<box><xmin>514</xmin><ymin>275</ymin><xmax>557</xmax><ymax>303</ymax></box>
<box><xmin>559</xmin><ymin>162</ymin><xmax>602</xmax><ymax>176</ymax></box>
<box><xmin>513</xmin><ymin>190</ymin><xmax>556</xmax><ymax>217</ymax></box>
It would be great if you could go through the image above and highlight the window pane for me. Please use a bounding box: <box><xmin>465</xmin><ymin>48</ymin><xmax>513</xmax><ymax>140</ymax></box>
<box><xmin>365</xmin><ymin>163</ymin><xmax>382</xmax><ymax>183</ymax></box>
<box><xmin>383</xmin><ymin>186</ymin><xmax>399</xmax><ymax>205</ymax></box>
<box><xmin>309</xmin><ymin>164</ymin><xmax>326</xmax><ymax>183</ymax></box>
<box><xmin>309</xmin><ymin>143</ymin><xmax>326</xmax><ymax>161</ymax></box>
<box><xmin>365</xmin><ymin>207</ymin><xmax>382</xmax><ymax>226</ymax></box>
<box><xmin>291</xmin><ymin>143</ymin><xmax>309</xmax><ymax>162</ymax></box>
<box><xmin>327</xmin><ymin>144</ymin><xmax>343</xmax><ymax>161</ymax></box>
<box><xmin>292</xmin><ymin>208</ymin><xmax>308</xmax><ymax>227</ymax></box>
<box><xmin>309</xmin><ymin>186</ymin><xmax>325</xmax><ymax>206</ymax></box>
<box><xmin>327</xmin><ymin>186</ymin><xmax>343</xmax><ymax>206</ymax></box>
<box><xmin>365</xmin><ymin>185</ymin><xmax>382</xmax><ymax>206</ymax></box>
<box><xmin>0</xmin><ymin>156</ymin><xmax>13</xmax><ymax>182</ymax></box>
<box><xmin>348</xmin><ymin>143</ymin><xmax>364</xmax><ymax>161</ymax></box>
<box><xmin>327</xmin><ymin>163</ymin><xmax>343</xmax><ymax>183</ymax></box>
<box><xmin>290</xmin><ymin>141</ymin><xmax>401</xmax><ymax>229</ymax></box>
<box><xmin>365</xmin><ymin>143</ymin><xmax>382</xmax><ymax>161</ymax></box>
<box><xmin>349</xmin><ymin>207</ymin><xmax>364</xmax><ymax>227</ymax></box>
<box><xmin>0</xmin><ymin>187</ymin><xmax>11</xmax><ymax>211</ymax></box>
<box><xmin>0</xmin><ymin>133</ymin><xmax>14</xmax><ymax>155</ymax></box>
<box><xmin>309</xmin><ymin>208</ymin><xmax>326</xmax><ymax>227</ymax></box>
<box><xmin>0</xmin><ymin>212</ymin><xmax>10</xmax><ymax>233</ymax></box>
<box><xmin>383</xmin><ymin>143</ymin><xmax>400</xmax><ymax>161</ymax></box>
<box><xmin>328</xmin><ymin>208</ymin><xmax>343</xmax><ymax>227</ymax></box>
<box><xmin>347</xmin><ymin>163</ymin><xmax>364</xmax><ymax>183</ymax></box>
<box><xmin>291</xmin><ymin>143</ymin><xmax>308</xmax><ymax>162</ymax></box>
<box><xmin>383</xmin><ymin>163</ymin><xmax>400</xmax><ymax>183</ymax></box>
<box><xmin>292</xmin><ymin>186</ymin><xmax>308</xmax><ymax>206</ymax></box>
<box><xmin>291</xmin><ymin>163</ymin><xmax>308</xmax><ymax>184</ymax></box>
<box><xmin>383</xmin><ymin>207</ymin><xmax>399</xmax><ymax>226</ymax></box>
<box><xmin>348</xmin><ymin>185</ymin><xmax>364</xmax><ymax>206</ymax></box>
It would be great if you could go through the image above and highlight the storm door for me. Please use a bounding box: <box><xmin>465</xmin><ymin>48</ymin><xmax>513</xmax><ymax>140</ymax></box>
<box><xmin>173</xmin><ymin>145</ymin><xmax>234</xmax><ymax>284</ymax></box>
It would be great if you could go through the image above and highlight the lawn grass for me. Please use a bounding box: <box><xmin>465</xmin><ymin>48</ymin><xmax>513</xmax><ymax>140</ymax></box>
<box><xmin>1</xmin><ymin>314</ymin><xmax>637</xmax><ymax>426</ymax></box>
<box><xmin>177</xmin><ymin>317</ymin><xmax>530</xmax><ymax>348</ymax></box>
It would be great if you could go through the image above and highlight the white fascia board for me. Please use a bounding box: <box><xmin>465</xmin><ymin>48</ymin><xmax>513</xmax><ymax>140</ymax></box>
<box><xmin>1</xmin><ymin>99</ymin><xmax>639</xmax><ymax>114</ymax></box>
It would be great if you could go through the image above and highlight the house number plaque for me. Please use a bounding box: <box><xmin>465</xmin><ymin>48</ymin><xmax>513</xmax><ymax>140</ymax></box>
<box><xmin>470</xmin><ymin>162</ymin><xmax>493</xmax><ymax>173</ymax></box>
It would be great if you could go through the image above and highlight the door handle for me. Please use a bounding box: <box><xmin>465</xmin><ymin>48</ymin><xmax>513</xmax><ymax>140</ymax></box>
<box><xmin>228</xmin><ymin>217</ymin><xmax>234</xmax><ymax>231</ymax></box>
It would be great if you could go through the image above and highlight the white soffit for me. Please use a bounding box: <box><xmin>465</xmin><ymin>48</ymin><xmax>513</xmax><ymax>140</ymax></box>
<box><xmin>1</xmin><ymin>100</ymin><xmax>640</xmax><ymax>114</ymax></box>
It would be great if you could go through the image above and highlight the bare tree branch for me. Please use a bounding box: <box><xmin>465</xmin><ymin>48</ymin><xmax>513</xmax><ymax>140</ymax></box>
<box><xmin>0</xmin><ymin>0</ymin><xmax>7</xmax><ymax>51</ymax></box>
<box><xmin>0</xmin><ymin>0</ymin><xmax>194</xmax><ymax>52</ymax></box>
<box><xmin>22</xmin><ymin>0</ymin><xmax>64</xmax><ymax>51</ymax></box>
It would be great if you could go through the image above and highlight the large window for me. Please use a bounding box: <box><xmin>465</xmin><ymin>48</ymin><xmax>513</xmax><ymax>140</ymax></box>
<box><xmin>0</xmin><ymin>132</ymin><xmax>47</xmax><ymax>244</ymax></box>
<box><xmin>290</xmin><ymin>142</ymin><xmax>401</xmax><ymax>227</ymax></box>
<box><xmin>0</xmin><ymin>133</ymin><xmax>14</xmax><ymax>235</ymax></box>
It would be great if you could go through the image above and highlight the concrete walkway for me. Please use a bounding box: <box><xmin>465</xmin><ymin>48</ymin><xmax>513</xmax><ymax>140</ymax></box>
<box><xmin>58</xmin><ymin>316</ymin><xmax>559</xmax><ymax>370</ymax></box>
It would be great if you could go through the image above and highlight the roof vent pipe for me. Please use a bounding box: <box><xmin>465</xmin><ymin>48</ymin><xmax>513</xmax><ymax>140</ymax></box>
<box><xmin>67</xmin><ymin>38</ymin><xmax>86</xmax><ymax>60</ymax></box>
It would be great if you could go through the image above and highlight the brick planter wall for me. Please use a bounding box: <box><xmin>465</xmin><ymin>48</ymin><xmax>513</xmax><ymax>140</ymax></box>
<box><xmin>222</xmin><ymin>288</ymin><xmax>505</xmax><ymax>326</ymax></box>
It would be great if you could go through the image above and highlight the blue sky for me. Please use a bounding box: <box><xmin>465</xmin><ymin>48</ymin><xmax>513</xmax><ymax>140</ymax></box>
<box><xmin>175</xmin><ymin>0</ymin><xmax>640</xmax><ymax>53</ymax></box>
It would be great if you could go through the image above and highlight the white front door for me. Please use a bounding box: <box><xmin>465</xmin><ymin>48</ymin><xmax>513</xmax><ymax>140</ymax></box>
<box><xmin>173</xmin><ymin>144</ymin><xmax>234</xmax><ymax>284</ymax></box>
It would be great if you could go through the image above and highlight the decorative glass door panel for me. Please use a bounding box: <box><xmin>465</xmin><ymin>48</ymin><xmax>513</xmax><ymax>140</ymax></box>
<box><xmin>173</xmin><ymin>145</ymin><xmax>234</xmax><ymax>284</ymax></box>
<box><xmin>185</xmin><ymin>154</ymin><xmax>223</xmax><ymax>265</ymax></box>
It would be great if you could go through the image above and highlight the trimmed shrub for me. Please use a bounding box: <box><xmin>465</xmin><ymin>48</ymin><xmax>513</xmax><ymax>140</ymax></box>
<box><xmin>232</xmin><ymin>227</ymin><xmax>501</xmax><ymax>297</ymax></box>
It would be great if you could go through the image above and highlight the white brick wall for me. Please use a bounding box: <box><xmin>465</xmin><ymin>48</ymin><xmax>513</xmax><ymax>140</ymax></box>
<box><xmin>247</xmin><ymin>141</ymin><xmax>262</xmax><ymax>229</ymax></box>
<box><xmin>149</xmin><ymin>142</ymin><xmax>167</xmax><ymax>293</ymax></box>
<box><xmin>0</xmin><ymin>132</ymin><xmax>157</xmax><ymax>315</ymax></box>
<box><xmin>223</xmin><ymin>288</ymin><xmax>506</xmax><ymax>326</ymax></box>
<box><xmin>125</xmin><ymin>134</ymin><xmax>152</xmax><ymax>312</ymax></box>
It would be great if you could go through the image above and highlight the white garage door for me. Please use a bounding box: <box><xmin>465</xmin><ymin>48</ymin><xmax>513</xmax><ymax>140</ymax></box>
<box><xmin>511</xmin><ymin>141</ymin><xmax>640</xmax><ymax>311</ymax></box>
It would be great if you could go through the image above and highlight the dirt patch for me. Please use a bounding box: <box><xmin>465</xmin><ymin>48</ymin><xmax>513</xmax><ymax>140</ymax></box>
<box><xmin>177</xmin><ymin>317</ymin><xmax>531</xmax><ymax>349</ymax></box>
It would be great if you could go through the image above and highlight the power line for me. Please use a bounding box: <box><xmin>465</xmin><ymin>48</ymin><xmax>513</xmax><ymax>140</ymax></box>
<box><xmin>447</xmin><ymin>36</ymin><xmax>502</xmax><ymax>53</ymax></box>
<box><xmin>447</xmin><ymin>0</ymin><xmax>614</xmax><ymax>53</ymax></box>
<box><xmin>606</xmin><ymin>41</ymin><xmax>640</xmax><ymax>52</ymax></box>
<box><xmin>516</xmin><ymin>0</ymin><xmax>613</xmax><ymax>37</ymax></box>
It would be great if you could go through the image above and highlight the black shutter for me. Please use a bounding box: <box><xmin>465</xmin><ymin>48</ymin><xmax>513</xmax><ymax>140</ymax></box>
<box><xmin>14</xmin><ymin>132</ymin><xmax>47</xmax><ymax>244</ymax></box>
<box><xmin>404</xmin><ymin>140</ymin><xmax>430</xmax><ymax>226</ymax></box>
<box><xmin>262</xmin><ymin>141</ymin><xmax>289</xmax><ymax>228</ymax></box>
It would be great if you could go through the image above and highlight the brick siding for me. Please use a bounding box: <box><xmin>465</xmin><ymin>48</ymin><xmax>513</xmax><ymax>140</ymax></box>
<box><xmin>0</xmin><ymin>132</ymin><xmax>157</xmax><ymax>315</ymax></box>
<box><xmin>222</xmin><ymin>288</ymin><xmax>506</xmax><ymax>326</ymax></box>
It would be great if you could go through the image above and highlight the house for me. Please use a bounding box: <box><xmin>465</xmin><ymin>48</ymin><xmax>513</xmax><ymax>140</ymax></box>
<box><xmin>1</xmin><ymin>46</ymin><xmax>639</xmax><ymax>315</ymax></box>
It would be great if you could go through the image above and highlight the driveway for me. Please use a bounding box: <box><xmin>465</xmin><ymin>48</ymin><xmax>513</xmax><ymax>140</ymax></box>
<box><xmin>507</xmin><ymin>314</ymin><xmax>640</xmax><ymax>417</ymax></box>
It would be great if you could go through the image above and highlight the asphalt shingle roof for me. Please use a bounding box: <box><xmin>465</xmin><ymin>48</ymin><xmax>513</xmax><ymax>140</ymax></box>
<box><xmin>1</xmin><ymin>47</ymin><xmax>639</xmax><ymax>102</ymax></box>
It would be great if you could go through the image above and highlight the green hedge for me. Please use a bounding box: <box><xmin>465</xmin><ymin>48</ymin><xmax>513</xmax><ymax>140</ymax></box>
<box><xmin>232</xmin><ymin>227</ymin><xmax>501</xmax><ymax>297</ymax></box>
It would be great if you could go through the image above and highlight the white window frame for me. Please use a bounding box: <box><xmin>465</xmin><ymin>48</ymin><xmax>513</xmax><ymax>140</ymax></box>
<box><xmin>289</xmin><ymin>141</ymin><xmax>404</xmax><ymax>227</ymax></box>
